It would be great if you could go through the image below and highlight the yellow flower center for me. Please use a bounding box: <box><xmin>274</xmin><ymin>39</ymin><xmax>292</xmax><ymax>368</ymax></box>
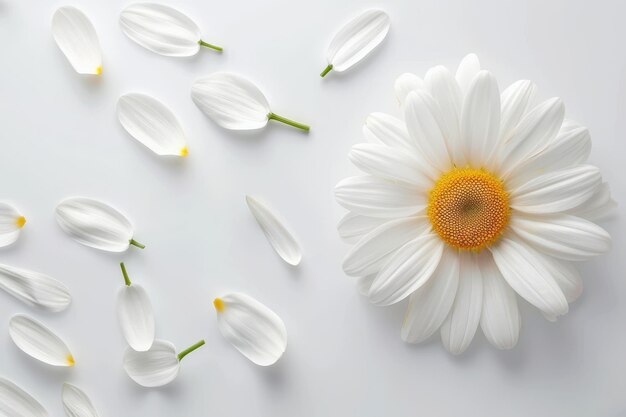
<box><xmin>427</xmin><ymin>167</ymin><xmax>510</xmax><ymax>251</ymax></box>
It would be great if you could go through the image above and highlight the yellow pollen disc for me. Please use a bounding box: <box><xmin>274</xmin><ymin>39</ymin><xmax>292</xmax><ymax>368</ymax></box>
<box><xmin>179</xmin><ymin>146</ymin><xmax>189</xmax><ymax>157</ymax></box>
<box><xmin>427</xmin><ymin>167</ymin><xmax>510</xmax><ymax>251</ymax></box>
<box><xmin>213</xmin><ymin>298</ymin><xmax>225</xmax><ymax>312</ymax></box>
<box><xmin>15</xmin><ymin>216</ymin><xmax>26</xmax><ymax>228</ymax></box>
<box><xmin>95</xmin><ymin>66</ymin><xmax>102</xmax><ymax>75</ymax></box>
<box><xmin>66</xmin><ymin>354</ymin><xmax>75</xmax><ymax>366</ymax></box>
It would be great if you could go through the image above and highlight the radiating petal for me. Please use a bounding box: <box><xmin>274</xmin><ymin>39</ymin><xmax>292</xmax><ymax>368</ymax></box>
<box><xmin>490</xmin><ymin>238</ymin><xmax>568</xmax><ymax>318</ymax></box>
<box><xmin>337</xmin><ymin>212</ymin><xmax>387</xmax><ymax>243</ymax></box>
<box><xmin>0</xmin><ymin>377</ymin><xmax>48</xmax><ymax>417</ymax></box>
<box><xmin>62</xmin><ymin>383</ymin><xmax>99</xmax><ymax>417</ymax></box>
<box><xmin>567</xmin><ymin>182</ymin><xmax>617</xmax><ymax>221</ymax></box>
<box><xmin>460</xmin><ymin>70</ymin><xmax>501</xmax><ymax>169</ymax></box>
<box><xmin>349</xmin><ymin>143</ymin><xmax>433</xmax><ymax>189</ymax></box>
<box><xmin>506</xmin><ymin>121</ymin><xmax>591</xmax><ymax>188</ymax></box>
<box><xmin>123</xmin><ymin>340</ymin><xmax>180</xmax><ymax>387</ymax></box>
<box><xmin>440</xmin><ymin>251</ymin><xmax>483</xmax><ymax>355</ymax></box>
<box><xmin>117</xmin><ymin>93</ymin><xmax>188</xmax><ymax>157</ymax></box>
<box><xmin>455</xmin><ymin>53</ymin><xmax>481</xmax><ymax>96</ymax></box>
<box><xmin>404</xmin><ymin>90</ymin><xmax>452</xmax><ymax>172</ymax></box>
<box><xmin>191</xmin><ymin>72</ymin><xmax>270</xmax><ymax>130</ymax></box>
<box><xmin>363</xmin><ymin>113</ymin><xmax>417</xmax><ymax>154</ymax></box>
<box><xmin>52</xmin><ymin>7</ymin><xmax>102</xmax><ymax>75</ymax></box>
<box><xmin>0</xmin><ymin>263</ymin><xmax>71</xmax><ymax>312</ymax></box>
<box><xmin>246</xmin><ymin>196</ymin><xmax>301</xmax><ymax>266</ymax></box>
<box><xmin>509</xmin><ymin>165</ymin><xmax>601</xmax><ymax>214</ymax></box>
<box><xmin>334</xmin><ymin>176</ymin><xmax>426</xmax><ymax>218</ymax></box>
<box><xmin>498</xmin><ymin>98</ymin><xmax>564</xmax><ymax>177</ymax></box>
<box><xmin>401</xmin><ymin>246</ymin><xmax>459</xmax><ymax>343</ymax></box>
<box><xmin>324</xmin><ymin>9</ymin><xmax>390</xmax><ymax>73</ymax></box>
<box><xmin>356</xmin><ymin>274</ymin><xmax>376</xmax><ymax>296</ymax></box>
<box><xmin>55</xmin><ymin>197</ymin><xmax>136</xmax><ymax>252</ymax></box>
<box><xmin>479</xmin><ymin>253</ymin><xmax>520</xmax><ymax>350</ymax></box>
<box><xmin>425</xmin><ymin>65</ymin><xmax>464</xmax><ymax>166</ymax></box>
<box><xmin>9</xmin><ymin>314</ymin><xmax>75</xmax><ymax>367</ymax></box>
<box><xmin>498</xmin><ymin>80</ymin><xmax>537</xmax><ymax>143</ymax></box>
<box><xmin>509</xmin><ymin>213</ymin><xmax>611</xmax><ymax>261</ymax></box>
<box><xmin>394</xmin><ymin>73</ymin><xmax>423</xmax><ymax>106</ymax></box>
<box><xmin>120</xmin><ymin>3</ymin><xmax>202</xmax><ymax>57</ymax></box>
<box><xmin>117</xmin><ymin>285</ymin><xmax>155</xmax><ymax>352</ymax></box>
<box><xmin>542</xmin><ymin>257</ymin><xmax>583</xmax><ymax>303</ymax></box>
<box><xmin>214</xmin><ymin>292</ymin><xmax>287</xmax><ymax>366</ymax></box>
<box><xmin>369</xmin><ymin>234</ymin><xmax>443</xmax><ymax>306</ymax></box>
<box><xmin>0</xmin><ymin>202</ymin><xmax>25</xmax><ymax>247</ymax></box>
<box><xmin>342</xmin><ymin>216</ymin><xmax>430</xmax><ymax>276</ymax></box>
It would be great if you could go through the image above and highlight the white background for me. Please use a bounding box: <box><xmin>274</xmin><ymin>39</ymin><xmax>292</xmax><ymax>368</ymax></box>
<box><xmin>1</xmin><ymin>0</ymin><xmax>625</xmax><ymax>416</ymax></box>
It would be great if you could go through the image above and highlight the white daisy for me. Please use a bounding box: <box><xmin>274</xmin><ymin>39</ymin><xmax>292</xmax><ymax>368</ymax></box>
<box><xmin>335</xmin><ymin>54</ymin><xmax>614</xmax><ymax>354</ymax></box>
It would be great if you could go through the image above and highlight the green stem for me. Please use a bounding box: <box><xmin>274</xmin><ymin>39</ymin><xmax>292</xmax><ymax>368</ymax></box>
<box><xmin>129</xmin><ymin>239</ymin><xmax>145</xmax><ymax>249</ymax></box>
<box><xmin>320</xmin><ymin>64</ymin><xmax>333</xmax><ymax>77</ymax></box>
<box><xmin>198</xmin><ymin>40</ymin><xmax>223</xmax><ymax>52</ymax></box>
<box><xmin>177</xmin><ymin>340</ymin><xmax>205</xmax><ymax>361</ymax></box>
<box><xmin>268</xmin><ymin>112</ymin><xmax>310</xmax><ymax>131</ymax></box>
<box><xmin>119</xmin><ymin>262</ymin><xmax>131</xmax><ymax>286</ymax></box>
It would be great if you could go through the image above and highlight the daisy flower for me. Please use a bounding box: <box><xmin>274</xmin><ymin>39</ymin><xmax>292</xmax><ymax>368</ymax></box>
<box><xmin>335</xmin><ymin>54</ymin><xmax>614</xmax><ymax>354</ymax></box>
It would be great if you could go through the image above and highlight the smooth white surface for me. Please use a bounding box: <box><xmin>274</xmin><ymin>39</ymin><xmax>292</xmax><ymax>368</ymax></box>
<box><xmin>0</xmin><ymin>0</ymin><xmax>624</xmax><ymax>416</ymax></box>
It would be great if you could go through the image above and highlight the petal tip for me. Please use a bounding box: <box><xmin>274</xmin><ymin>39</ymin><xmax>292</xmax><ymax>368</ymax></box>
<box><xmin>179</xmin><ymin>146</ymin><xmax>188</xmax><ymax>157</ymax></box>
<box><xmin>15</xmin><ymin>216</ymin><xmax>26</xmax><ymax>228</ymax></box>
<box><xmin>213</xmin><ymin>297</ymin><xmax>225</xmax><ymax>312</ymax></box>
<box><xmin>66</xmin><ymin>354</ymin><xmax>75</xmax><ymax>366</ymax></box>
<box><xmin>95</xmin><ymin>66</ymin><xmax>102</xmax><ymax>75</ymax></box>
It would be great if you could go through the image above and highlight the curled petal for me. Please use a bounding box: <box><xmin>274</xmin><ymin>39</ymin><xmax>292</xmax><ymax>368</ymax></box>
<box><xmin>0</xmin><ymin>377</ymin><xmax>48</xmax><ymax>417</ymax></box>
<box><xmin>52</xmin><ymin>6</ymin><xmax>102</xmax><ymax>75</ymax></box>
<box><xmin>123</xmin><ymin>340</ymin><xmax>180</xmax><ymax>387</ymax></box>
<box><xmin>0</xmin><ymin>263</ymin><xmax>71</xmax><ymax>312</ymax></box>
<box><xmin>9</xmin><ymin>314</ymin><xmax>75</xmax><ymax>367</ymax></box>
<box><xmin>62</xmin><ymin>383</ymin><xmax>99</xmax><ymax>417</ymax></box>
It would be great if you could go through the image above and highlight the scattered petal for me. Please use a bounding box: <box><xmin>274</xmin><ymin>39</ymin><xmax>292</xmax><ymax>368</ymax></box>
<box><xmin>0</xmin><ymin>263</ymin><xmax>71</xmax><ymax>312</ymax></box>
<box><xmin>9</xmin><ymin>314</ymin><xmax>75</xmax><ymax>367</ymax></box>
<box><xmin>0</xmin><ymin>377</ymin><xmax>48</xmax><ymax>417</ymax></box>
<box><xmin>52</xmin><ymin>6</ymin><xmax>102</xmax><ymax>75</ymax></box>
<box><xmin>117</xmin><ymin>263</ymin><xmax>155</xmax><ymax>352</ymax></box>
<box><xmin>246</xmin><ymin>196</ymin><xmax>301</xmax><ymax>266</ymax></box>
<box><xmin>213</xmin><ymin>292</ymin><xmax>287</xmax><ymax>366</ymax></box>
<box><xmin>321</xmin><ymin>9</ymin><xmax>390</xmax><ymax>77</ymax></box>
<box><xmin>0</xmin><ymin>202</ymin><xmax>26</xmax><ymax>247</ymax></box>
<box><xmin>62</xmin><ymin>383</ymin><xmax>99</xmax><ymax>417</ymax></box>
<box><xmin>123</xmin><ymin>340</ymin><xmax>179</xmax><ymax>387</ymax></box>
<box><xmin>117</xmin><ymin>93</ymin><xmax>188</xmax><ymax>157</ymax></box>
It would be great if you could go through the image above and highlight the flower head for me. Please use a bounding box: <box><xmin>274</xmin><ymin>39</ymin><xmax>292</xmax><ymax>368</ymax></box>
<box><xmin>335</xmin><ymin>54</ymin><xmax>614</xmax><ymax>354</ymax></box>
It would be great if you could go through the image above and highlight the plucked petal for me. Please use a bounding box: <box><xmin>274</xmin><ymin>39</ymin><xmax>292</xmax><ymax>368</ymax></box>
<box><xmin>214</xmin><ymin>293</ymin><xmax>287</xmax><ymax>366</ymax></box>
<box><xmin>123</xmin><ymin>340</ymin><xmax>180</xmax><ymax>387</ymax></box>
<box><xmin>455</xmin><ymin>53</ymin><xmax>481</xmax><ymax>96</ymax></box>
<box><xmin>9</xmin><ymin>314</ymin><xmax>75</xmax><ymax>367</ymax></box>
<box><xmin>62</xmin><ymin>383</ymin><xmax>99</xmax><ymax>417</ymax></box>
<box><xmin>0</xmin><ymin>202</ymin><xmax>25</xmax><ymax>247</ymax></box>
<box><xmin>394</xmin><ymin>73</ymin><xmax>424</xmax><ymax>106</ymax></box>
<box><xmin>0</xmin><ymin>378</ymin><xmax>48</xmax><ymax>417</ymax></box>
<box><xmin>52</xmin><ymin>7</ymin><xmax>102</xmax><ymax>75</ymax></box>
<box><xmin>117</xmin><ymin>285</ymin><xmax>155</xmax><ymax>352</ymax></box>
<box><xmin>369</xmin><ymin>234</ymin><xmax>444</xmax><ymax>306</ymax></box>
<box><xmin>325</xmin><ymin>9</ymin><xmax>390</xmax><ymax>72</ymax></box>
<box><xmin>337</xmin><ymin>212</ymin><xmax>387</xmax><ymax>243</ymax></box>
<box><xmin>117</xmin><ymin>93</ymin><xmax>188</xmax><ymax>156</ymax></box>
<box><xmin>0</xmin><ymin>263</ymin><xmax>71</xmax><ymax>312</ymax></box>
<box><xmin>191</xmin><ymin>72</ymin><xmax>270</xmax><ymax>130</ymax></box>
<box><xmin>401</xmin><ymin>246</ymin><xmax>459</xmax><ymax>343</ymax></box>
<box><xmin>498</xmin><ymin>80</ymin><xmax>537</xmax><ymax>143</ymax></box>
<box><xmin>440</xmin><ymin>251</ymin><xmax>483</xmax><ymax>355</ymax></box>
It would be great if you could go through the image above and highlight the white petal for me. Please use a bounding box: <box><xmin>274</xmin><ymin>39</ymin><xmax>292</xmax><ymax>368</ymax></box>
<box><xmin>356</xmin><ymin>274</ymin><xmax>376</xmax><ymax>296</ymax></box>
<box><xmin>117</xmin><ymin>285</ymin><xmax>155</xmax><ymax>352</ymax></box>
<box><xmin>191</xmin><ymin>72</ymin><xmax>270</xmax><ymax>130</ymax></box>
<box><xmin>9</xmin><ymin>314</ymin><xmax>75</xmax><ymax>367</ymax></box>
<box><xmin>479</xmin><ymin>253</ymin><xmax>520</xmax><ymax>350</ymax></box>
<box><xmin>506</xmin><ymin>122</ymin><xmax>591</xmax><ymax>189</ymax></box>
<box><xmin>509</xmin><ymin>213</ymin><xmax>611</xmax><ymax>261</ymax></box>
<box><xmin>0</xmin><ymin>263</ymin><xmax>71</xmax><ymax>312</ymax></box>
<box><xmin>369</xmin><ymin>234</ymin><xmax>443</xmax><ymax>306</ymax></box>
<box><xmin>123</xmin><ymin>340</ymin><xmax>180</xmax><ymax>387</ymax></box>
<box><xmin>425</xmin><ymin>65</ymin><xmax>464</xmax><ymax>166</ymax></box>
<box><xmin>509</xmin><ymin>165</ymin><xmax>601</xmax><ymax>214</ymax></box>
<box><xmin>334</xmin><ymin>176</ymin><xmax>426</xmax><ymax>218</ymax></box>
<box><xmin>401</xmin><ymin>246</ymin><xmax>460</xmax><ymax>344</ymax></box>
<box><xmin>404</xmin><ymin>90</ymin><xmax>452</xmax><ymax>172</ymax></box>
<box><xmin>455</xmin><ymin>53</ymin><xmax>481</xmax><ymax>96</ymax></box>
<box><xmin>117</xmin><ymin>93</ymin><xmax>188</xmax><ymax>157</ymax></box>
<box><xmin>490</xmin><ymin>238</ymin><xmax>568</xmax><ymax>318</ymax></box>
<box><xmin>0</xmin><ymin>202</ymin><xmax>25</xmax><ymax>247</ymax></box>
<box><xmin>394</xmin><ymin>73</ymin><xmax>424</xmax><ymax>106</ymax></box>
<box><xmin>246</xmin><ymin>196</ymin><xmax>302</xmax><ymax>266</ymax></box>
<box><xmin>440</xmin><ymin>252</ymin><xmax>483</xmax><ymax>355</ymax></box>
<box><xmin>0</xmin><ymin>377</ymin><xmax>48</xmax><ymax>417</ymax></box>
<box><xmin>324</xmin><ymin>9</ymin><xmax>390</xmax><ymax>73</ymax></box>
<box><xmin>542</xmin><ymin>257</ymin><xmax>583</xmax><ymax>303</ymax></box>
<box><xmin>342</xmin><ymin>216</ymin><xmax>430</xmax><ymax>276</ymax></box>
<box><xmin>348</xmin><ymin>143</ymin><xmax>433</xmax><ymax>189</ymax></box>
<box><xmin>337</xmin><ymin>212</ymin><xmax>387</xmax><ymax>243</ymax></box>
<box><xmin>363</xmin><ymin>112</ymin><xmax>415</xmax><ymax>153</ymax></box>
<box><xmin>567</xmin><ymin>182</ymin><xmax>617</xmax><ymax>221</ymax></box>
<box><xmin>460</xmin><ymin>70</ymin><xmax>501</xmax><ymax>168</ymax></box>
<box><xmin>498</xmin><ymin>80</ymin><xmax>537</xmax><ymax>143</ymax></box>
<box><xmin>498</xmin><ymin>98</ymin><xmax>564</xmax><ymax>177</ymax></box>
<box><xmin>55</xmin><ymin>197</ymin><xmax>137</xmax><ymax>252</ymax></box>
<box><xmin>62</xmin><ymin>383</ymin><xmax>99</xmax><ymax>417</ymax></box>
<box><xmin>214</xmin><ymin>293</ymin><xmax>287</xmax><ymax>366</ymax></box>
<box><xmin>52</xmin><ymin>7</ymin><xmax>102</xmax><ymax>75</ymax></box>
<box><xmin>120</xmin><ymin>3</ymin><xmax>202</xmax><ymax>57</ymax></box>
